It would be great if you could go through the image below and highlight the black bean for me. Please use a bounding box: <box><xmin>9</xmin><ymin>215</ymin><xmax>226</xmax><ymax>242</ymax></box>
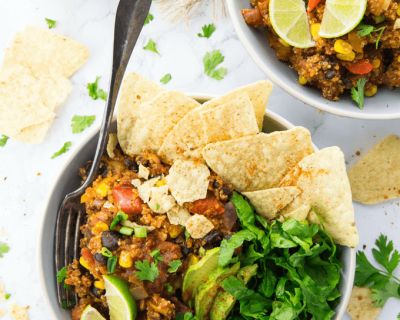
<box><xmin>98</xmin><ymin>161</ymin><xmax>108</xmax><ymax>178</ymax></box>
<box><xmin>223</xmin><ymin>202</ymin><xmax>237</xmax><ymax>231</ymax></box>
<box><xmin>94</xmin><ymin>252</ymin><xmax>108</xmax><ymax>265</ymax></box>
<box><xmin>101</xmin><ymin>231</ymin><xmax>120</xmax><ymax>250</ymax></box>
<box><xmin>221</xmin><ymin>185</ymin><xmax>233</xmax><ymax>198</ymax></box>
<box><xmin>203</xmin><ymin>230</ymin><xmax>223</xmax><ymax>248</ymax></box>
<box><xmin>325</xmin><ymin>70</ymin><xmax>336</xmax><ymax>80</ymax></box>
<box><xmin>124</xmin><ymin>158</ymin><xmax>138</xmax><ymax>172</ymax></box>
<box><xmin>212</xmin><ymin>180</ymin><xmax>220</xmax><ymax>189</ymax></box>
<box><xmin>181</xmin><ymin>245</ymin><xmax>191</xmax><ymax>257</ymax></box>
<box><xmin>90</xmin><ymin>286</ymin><xmax>103</xmax><ymax>298</ymax></box>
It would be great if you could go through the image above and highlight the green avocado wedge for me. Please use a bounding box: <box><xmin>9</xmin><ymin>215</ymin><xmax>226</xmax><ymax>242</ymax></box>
<box><xmin>182</xmin><ymin>247</ymin><xmax>220</xmax><ymax>302</ymax></box>
<box><xmin>210</xmin><ymin>264</ymin><xmax>258</xmax><ymax>320</ymax></box>
<box><xmin>194</xmin><ymin>263</ymin><xmax>241</xmax><ymax>320</ymax></box>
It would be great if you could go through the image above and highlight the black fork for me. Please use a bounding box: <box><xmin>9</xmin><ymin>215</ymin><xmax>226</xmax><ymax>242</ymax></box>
<box><xmin>54</xmin><ymin>0</ymin><xmax>152</xmax><ymax>308</ymax></box>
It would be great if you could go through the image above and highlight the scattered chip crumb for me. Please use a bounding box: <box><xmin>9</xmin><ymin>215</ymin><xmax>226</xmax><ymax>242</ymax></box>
<box><xmin>138</xmin><ymin>178</ymin><xmax>158</xmax><ymax>203</ymax></box>
<box><xmin>147</xmin><ymin>185</ymin><xmax>176</xmax><ymax>214</ymax></box>
<box><xmin>106</xmin><ymin>133</ymin><xmax>118</xmax><ymax>159</ymax></box>
<box><xmin>10</xmin><ymin>304</ymin><xmax>30</xmax><ymax>320</ymax></box>
<box><xmin>138</xmin><ymin>164</ymin><xmax>150</xmax><ymax>180</ymax></box>
<box><xmin>185</xmin><ymin>214</ymin><xmax>214</xmax><ymax>239</ymax></box>
<box><xmin>131</xmin><ymin>179</ymin><xmax>142</xmax><ymax>188</ymax></box>
<box><xmin>36</xmin><ymin>172</ymin><xmax>41</xmax><ymax>176</ymax></box>
<box><xmin>347</xmin><ymin>287</ymin><xmax>381</xmax><ymax>320</ymax></box>
<box><xmin>167</xmin><ymin>206</ymin><xmax>191</xmax><ymax>226</ymax></box>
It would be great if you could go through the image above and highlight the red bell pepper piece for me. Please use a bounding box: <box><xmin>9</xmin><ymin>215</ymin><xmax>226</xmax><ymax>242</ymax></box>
<box><xmin>346</xmin><ymin>60</ymin><xmax>374</xmax><ymax>75</ymax></box>
<box><xmin>307</xmin><ymin>0</ymin><xmax>322</xmax><ymax>13</ymax></box>
<box><xmin>112</xmin><ymin>185</ymin><xmax>143</xmax><ymax>215</ymax></box>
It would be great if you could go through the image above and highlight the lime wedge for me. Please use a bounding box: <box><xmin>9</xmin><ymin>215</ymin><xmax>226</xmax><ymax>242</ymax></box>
<box><xmin>103</xmin><ymin>275</ymin><xmax>137</xmax><ymax>320</ymax></box>
<box><xmin>80</xmin><ymin>305</ymin><xmax>106</xmax><ymax>320</ymax></box>
<box><xmin>269</xmin><ymin>0</ymin><xmax>315</xmax><ymax>48</ymax></box>
<box><xmin>319</xmin><ymin>0</ymin><xmax>367</xmax><ymax>38</ymax></box>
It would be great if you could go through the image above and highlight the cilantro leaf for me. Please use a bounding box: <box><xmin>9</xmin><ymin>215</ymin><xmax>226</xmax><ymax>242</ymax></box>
<box><xmin>45</xmin><ymin>18</ymin><xmax>57</xmax><ymax>29</ymax></box>
<box><xmin>143</xmin><ymin>39</ymin><xmax>160</xmax><ymax>55</ymax></box>
<box><xmin>351</xmin><ymin>78</ymin><xmax>367</xmax><ymax>109</ymax></box>
<box><xmin>168</xmin><ymin>259</ymin><xmax>182</xmax><ymax>273</ymax></box>
<box><xmin>144</xmin><ymin>13</ymin><xmax>154</xmax><ymax>25</ymax></box>
<box><xmin>160</xmin><ymin>73</ymin><xmax>172</xmax><ymax>84</ymax></box>
<box><xmin>0</xmin><ymin>242</ymin><xmax>10</xmax><ymax>258</ymax></box>
<box><xmin>150</xmin><ymin>249</ymin><xmax>163</xmax><ymax>263</ymax></box>
<box><xmin>357</xmin><ymin>23</ymin><xmax>375</xmax><ymax>37</ymax></box>
<box><xmin>135</xmin><ymin>259</ymin><xmax>159</xmax><ymax>282</ymax></box>
<box><xmin>203</xmin><ymin>50</ymin><xmax>227</xmax><ymax>80</ymax></box>
<box><xmin>87</xmin><ymin>77</ymin><xmax>107</xmax><ymax>101</ymax></box>
<box><xmin>372</xmin><ymin>234</ymin><xmax>400</xmax><ymax>274</ymax></box>
<box><xmin>198</xmin><ymin>23</ymin><xmax>216</xmax><ymax>38</ymax></box>
<box><xmin>0</xmin><ymin>135</ymin><xmax>8</xmax><ymax>147</ymax></box>
<box><xmin>397</xmin><ymin>313</ymin><xmax>400</xmax><ymax>319</ymax></box>
<box><xmin>51</xmin><ymin>142</ymin><xmax>72</xmax><ymax>159</ymax></box>
<box><xmin>71</xmin><ymin>115</ymin><xmax>96</xmax><ymax>134</ymax></box>
<box><xmin>56</xmin><ymin>266</ymin><xmax>67</xmax><ymax>283</ymax></box>
<box><xmin>4</xmin><ymin>293</ymin><xmax>11</xmax><ymax>300</ymax></box>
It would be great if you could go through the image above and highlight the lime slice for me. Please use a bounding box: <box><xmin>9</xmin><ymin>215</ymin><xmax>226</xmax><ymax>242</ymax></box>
<box><xmin>319</xmin><ymin>0</ymin><xmax>367</xmax><ymax>38</ymax></box>
<box><xmin>103</xmin><ymin>275</ymin><xmax>137</xmax><ymax>320</ymax></box>
<box><xmin>269</xmin><ymin>0</ymin><xmax>315</xmax><ymax>48</ymax></box>
<box><xmin>80</xmin><ymin>305</ymin><xmax>106</xmax><ymax>320</ymax></box>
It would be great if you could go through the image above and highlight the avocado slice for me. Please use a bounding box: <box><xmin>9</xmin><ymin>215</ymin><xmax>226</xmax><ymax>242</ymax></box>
<box><xmin>194</xmin><ymin>263</ymin><xmax>241</xmax><ymax>320</ymax></box>
<box><xmin>182</xmin><ymin>247</ymin><xmax>220</xmax><ymax>302</ymax></box>
<box><xmin>210</xmin><ymin>264</ymin><xmax>258</xmax><ymax>320</ymax></box>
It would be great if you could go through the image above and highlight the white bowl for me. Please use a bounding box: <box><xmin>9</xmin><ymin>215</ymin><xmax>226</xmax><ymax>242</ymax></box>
<box><xmin>226</xmin><ymin>0</ymin><xmax>400</xmax><ymax>119</ymax></box>
<box><xmin>37</xmin><ymin>95</ymin><xmax>355</xmax><ymax>319</ymax></box>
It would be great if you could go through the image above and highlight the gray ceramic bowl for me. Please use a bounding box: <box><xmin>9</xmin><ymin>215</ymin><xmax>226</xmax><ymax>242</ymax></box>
<box><xmin>227</xmin><ymin>0</ymin><xmax>400</xmax><ymax>119</ymax></box>
<box><xmin>37</xmin><ymin>96</ymin><xmax>355</xmax><ymax>319</ymax></box>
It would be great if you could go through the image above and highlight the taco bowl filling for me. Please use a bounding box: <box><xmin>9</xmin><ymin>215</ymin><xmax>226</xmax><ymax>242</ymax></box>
<box><xmin>61</xmin><ymin>74</ymin><xmax>358</xmax><ymax>320</ymax></box>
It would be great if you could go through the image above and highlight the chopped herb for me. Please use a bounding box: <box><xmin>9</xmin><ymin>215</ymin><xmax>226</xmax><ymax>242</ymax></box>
<box><xmin>61</xmin><ymin>298</ymin><xmax>76</xmax><ymax>309</ymax></box>
<box><xmin>144</xmin><ymin>13</ymin><xmax>154</xmax><ymax>25</ymax></box>
<box><xmin>143</xmin><ymin>39</ymin><xmax>160</xmax><ymax>55</ymax></box>
<box><xmin>56</xmin><ymin>266</ymin><xmax>67</xmax><ymax>283</ymax></box>
<box><xmin>198</xmin><ymin>23</ymin><xmax>216</xmax><ymax>38</ymax></box>
<box><xmin>165</xmin><ymin>283</ymin><xmax>174</xmax><ymax>294</ymax></box>
<box><xmin>107</xmin><ymin>255</ymin><xmax>117</xmax><ymax>273</ymax></box>
<box><xmin>351</xmin><ymin>78</ymin><xmax>367</xmax><ymax>109</ymax></box>
<box><xmin>87</xmin><ymin>76</ymin><xmax>107</xmax><ymax>101</ymax></box>
<box><xmin>135</xmin><ymin>259</ymin><xmax>159</xmax><ymax>282</ymax></box>
<box><xmin>375</xmin><ymin>26</ymin><xmax>386</xmax><ymax>49</ymax></box>
<box><xmin>160</xmin><ymin>73</ymin><xmax>172</xmax><ymax>84</ymax></box>
<box><xmin>134</xmin><ymin>226</ymin><xmax>147</xmax><ymax>238</ymax></box>
<box><xmin>119</xmin><ymin>226</ymin><xmax>134</xmax><ymax>236</ymax></box>
<box><xmin>71</xmin><ymin>115</ymin><xmax>96</xmax><ymax>134</ymax></box>
<box><xmin>101</xmin><ymin>247</ymin><xmax>113</xmax><ymax>258</ymax></box>
<box><xmin>184</xmin><ymin>229</ymin><xmax>190</xmax><ymax>240</ymax></box>
<box><xmin>357</xmin><ymin>23</ymin><xmax>386</xmax><ymax>48</ymax></box>
<box><xmin>51</xmin><ymin>142</ymin><xmax>72</xmax><ymax>159</ymax></box>
<box><xmin>110</xmin><ymin>211</ymin><xmax>128</xmax><ymax>230</ymax></box>
<box><xmin>0</xmin><ymin>135</ymin><xmax>8</xmax><ymax>147</ymax></box>
<box><xmin>150</xmin><ymin>249</ymin><xmax>163</xmax><ymax>263</ymax></box>
<box><xmin>397</xmin><ymin>313</ymin><xmax>400</xmax><ymax>320</ymax></box>
<box><xmin>203</xmin><ymin>50</ymin><xmax>227</xmax><ymax>80</ymax></box>
<box><xmin>4</xmin><ymin>293</ymin><xmax>11</xmax><ymax>300</ymax></box>
<box><xmin>45</xmin><ymin>18</ymin><xmax>57</xmax><ymax>29</ymax></box>
<box><xmin>168</xmin><ymin>259</ymin><xmax>182</xmax><ymax>273</ymax></box>
<box><xmin>355</xmin><ymin>234</ymin><xmax>400</xmax><ymax>307</ymax></box>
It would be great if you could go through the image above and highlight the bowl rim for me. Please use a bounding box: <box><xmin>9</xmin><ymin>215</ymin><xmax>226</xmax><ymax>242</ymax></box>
<box><xmin>36</xmin><ymin>93</ymin><xmax>355</xmax><ymax>319</ymax></box>
<box><xmin>226</xmin><ymin>0</ymin><xmax>400</xmax><ymax>120</ymax></box>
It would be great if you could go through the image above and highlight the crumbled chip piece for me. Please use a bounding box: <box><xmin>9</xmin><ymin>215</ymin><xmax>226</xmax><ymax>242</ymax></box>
<box><xmin>347</xmin><ymin>287</ymin><xmax>381</xmax><ymax>320</ymax></box>
<box><xmin>138</xmin><ymin>178</ymin><xmax>158</xmax><ymax>203</ymax></box>
<box><xmin>166</xmin><ymin>160</ymin><xmax>210</xmax><ymax>204</ymax></box>
<box><xmin>138</xmin><ymin>164</ymin><xmax>150</xmax><ymax>180</ymax></box>
<box><xmin>131</xmin><ymin>179</ymin><xmax>142</xmax><ymax>188</ymax></box>
<box><xmin>148</xmin><ymin>185</ymin><xmax>176</xmax><ymax>214</ymax></box>
<box><xmin>106</xmin><ymin>133</ymin><xmax>118</xmax><ymax>158</ymax></box>
<box><xmin>185</xmin><ymin>214</ymin><xmax>214</xmax><ymax>239</ymax></box>
<box><xmin>10</xmin><ymin>304</ymin><xmax>30</xmax><ymax>320</ymax></box>
<box><xmin>167</xmin><ymin>206</ymin><xmax>191</xmax><ymax>226</ymax></box>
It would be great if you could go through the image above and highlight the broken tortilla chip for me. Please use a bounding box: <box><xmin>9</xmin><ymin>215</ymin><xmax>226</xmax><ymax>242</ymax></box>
<box><xmin>166</xmin><ymin>159</ymin><xmax>210</xmax><ymax>204</ymax></box>
<box><xmin>4</xmin><ymin>26</ymin><xmax>89</xmax><ymax>78</ymax></box>
<box><xmin>202</xmin><ymin>127</ymin><xmax>313</xmax><ymax>192</ymax></box>
<box><xmin>243</xmin><ymin>187</ymin><xmax>300</xmax><ymax>219</ymax></box>
<box><xmin>347</xmin><ymin>287</ymin><xmax>381</xmax><ymax>320</ymax></box>
<box><xmin>348</xmin><ymin>135</ymin><xmax>400</xmax><ymax>204</ymax></box>
<box><xmin>280</xmin><ymin>147</ymin><xmax>359</xmax><ymax>248</ymax></box>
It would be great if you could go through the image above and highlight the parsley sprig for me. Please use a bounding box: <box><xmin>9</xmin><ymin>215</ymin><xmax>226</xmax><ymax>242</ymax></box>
<box><xmin>160</xmin><ymin>73</ymin><xmax>172</xmax><ymax>84</ymax></box>
<box><xmin>351</xmin><ymin>78</ymin><xmax>367</xmax><ymax>109</ymax></box>
<box><xmin>198</xmin><ymin>24</ymin><xmax>216</xmax><ymax>39</ymax></box>
<box><xmin>135</xmin><ymin>259</ymin><xmax>159</xmax><ymax>282</ymax></box>
<box><xmin>144</xmin><ymin>13</ymin><xmax>154</xmax><ymax>25</ymax></box>
<box><xmin>56</xmin><ymin>266</ymin><xmax>69</xmax><ymax>289</ymax></box>
<box><xmin>168</xmin><ymin>259</ymin><xmax>182</xmax><ymax>273</ymax></box>
<box><xmin>355</xmin><ymin>234</ymin><xmax>400</xmax><ymax>307</ymax></box>
<box><xmin>203</xmin><ymin>50</ymin><xmax>227</xmax><ymax>80</ymax></box>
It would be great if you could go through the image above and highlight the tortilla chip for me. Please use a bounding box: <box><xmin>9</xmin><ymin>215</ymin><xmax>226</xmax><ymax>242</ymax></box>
<box><xmin>203</xmin><ymin>80</ymin><xmax>272</xmax><ymax>129</ymax></box>
<box><xmin>4</xmin><ymin>26</ymin><xmax>88</xmax><ymax>78</ymax></box>
<box><xmin>281</xmin><ymin>204</ymin><xmax>311</xmax><ymax>221</ymax></box>
<box><xmin>166</xmin><ymin>160</ymin><xmax>210</xmax><ymax>204</ymax></box>
<box><xmin>280</xmin><ymin>147</ymin><xmax>359</xmax><ymax>247</ymax></box>
<box><xmin>122</xmin><ymin>91</ymin><xmax>200</xmax><ymax>155</ymax></box>
<box><xmin>0</xmin><ymin>65</ymin><xmax>71</xmax><ymax>138</ymax></box>
<box><xmin>117</xmin><ymin>73</ymin><xmax>165</xmax><ymax>154</ymax></box>
<box><xmin>202</xmin><ymin>127</ymin><xmax>313</xmax><ymax>192</ymax></box>
<box><xmin>243</xmin><ymin>187</ymin><xmax>300</xmax><ymax>219</ymax></box>
<box><xmin>185</xmin><ymin>214</ymin><xmax>214</xmax><ymax>239</ymax></box>
<box><xmin>167</xmin><ymin>206</ymin><xmax>192</xmax><ymax>226</ymax></box>
<box><xmin>347</xmin><ymin>287</ymin><xmax>381</xmax><ymax>320</ymax></box>
<box><xmin>13</xmin><ymin>120</ymin><xmax>53</xmax><ymax>144</ymax></box>
<box><xmin>159</xmin><ymin>94</ymin><xmax>259</xmax><ymax>163</ymax></box>
<box><xmin>348</xmin><ymin>135</ymin><xmax>400</xmax><ymax>204</ymax></box>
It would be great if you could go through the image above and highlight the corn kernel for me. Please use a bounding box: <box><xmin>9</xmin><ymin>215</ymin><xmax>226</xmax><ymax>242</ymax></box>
<box><xmin>298</xmin><ymin>75</ymin><xmax>308</xmax><ymax>85</ymax></box>
<box><xmin>336</xmin><ymin>51</ymin><xmax>356</xmax><ymax>62</ymax></box>
<box><xmin>94</xmin><ymin>280</ymin><xmax>105</xmax><ymax>290</ymax></box>
<box><xmin>80</xmin><ymin>193</ymin><xmax>88</xmax><ymax>203</ymax></box>
<box><xmin>372</xmin><ymin>58</ymin><xmax>381</xmax><ymax>69</ymax></box>
<box><xmin>397</xmin><ymin>56</ymin><xmax>400</xmax><ymax>63</ymax></box>
<box><xmin>278</xmin><ymin>38</ymin><xmax>290</xmax><ymax>47</ymax></box>
<box><xmin>79</xmin><ymin>257</ymin><xmax>90</xmax><ymax>270</ymax></box>
<box><xmin>168</xmin><ymin>225</ymin><xmax>183</xmax><ymax>239</ymax></box>
<box><xmin>397</xmin><ymin>6</ymin><xmax>400</xmax><ymax>16</ymax></box>
<box><xmin>95</xmin><ymin>182</ymin><xmax>110</xmax><ymax>198</ymax></box>
<box><xmin>365</xmin><ymin>85</ymin><xmax>378</xmax><ymax>97</ymax></box>
<box><xmin>311</xmin><ymin>23</ymin><xmax>321</xmax><ymax>40</ymax></box>
<box><xmin>155</xmin><ymin>179</ymin><xmax>166</xmax><ymax>187</ymax></box>
<box><xmin>92</xmin><ymin>221</ymin><xmax>109</xmax><ymax>234</ymax></box>
<box><xmin>334</xmin><ymin>40</ymin><xmax>353</xmax><ymax>55</ymax></box>
<box><xmin>119</xmin><ymin>251</ymin><xmax>133</xmax><ymax>268</ymax></box>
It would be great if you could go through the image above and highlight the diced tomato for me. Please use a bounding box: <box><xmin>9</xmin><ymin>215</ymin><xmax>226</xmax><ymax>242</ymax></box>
<box><xmin>81</xmin><ymin>248</ymin><xmax>95</xmax><ymax>267</ymax></box>
<box><xmin>189</xmin><ymin>197</ymin><xmax>225</xmax><ymax>216</ymax></box>
<box><xmin>346</xmin><ymin>60</ymin><xmax>374</xmax><ymax>75</ymax></box>
<box><xmin>307</xmin><ymin>0</ymin><xmax>322</xmax><ymax>13</ymax></box>
<box><xmin>112</xmin><ymin>185</ymin><xmax>143</xmax><ymax>215</ymax></box>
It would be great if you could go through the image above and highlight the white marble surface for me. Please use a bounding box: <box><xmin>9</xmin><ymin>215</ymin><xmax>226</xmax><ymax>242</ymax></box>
<box><xmin>0</xmin><ymin>0</ymin><xmax>399</xmax><ymax>319</ymax></box>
